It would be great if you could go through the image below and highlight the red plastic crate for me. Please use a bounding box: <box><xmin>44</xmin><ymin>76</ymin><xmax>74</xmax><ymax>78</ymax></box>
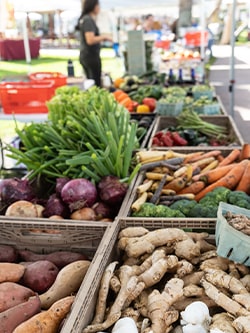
<box><xmin>154</xmin><ymin>40</ymin><xmax>171</xmax><ymax>50</ymax></box>
<box><xmin>185</xmin><ymin>31</ymin><xmax>208</xmax><ymax>47</ymax></box>
<box><xmin>0</xmin><ymin>80</ymin><xmax>54</xmax><ymax>114</ymax></box>
<box><xmin>29</xmin><ymin>71</ymin><xmax>67</xmax><ymax>89</ymax></box>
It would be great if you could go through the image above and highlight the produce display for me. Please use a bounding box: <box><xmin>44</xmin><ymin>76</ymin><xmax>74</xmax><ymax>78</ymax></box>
<box><xmin>151</xmin><ymin>111</ymin><xmax>239</xmax><ymax>147</ymax></box>
<box><xmin>82</xmin><ymin>226</ymin><xmax>250</xmax><ymax>333</ymax></box>
<box><xmin>0</xmin><ymin>243</ymin><xmax>90</xmax><ymax>332</ymax></box>
<box><xmin>0</xmin><ymin>175</ymin><xmax>127</xmax><ymax>219</ymax></box>
<box><xmin>129</xmin><ymin>147</ymin><xmax>250</xmax><ymax>218</ymax></box>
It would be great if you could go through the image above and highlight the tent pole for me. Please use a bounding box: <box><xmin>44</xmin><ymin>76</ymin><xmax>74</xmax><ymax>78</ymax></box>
<box><xmin>229</xmin><ymin>0</ymin><xmax>237</xmax><ymax>118</ymax></box>
<box><xmin>200</xmin><ymin>0</ymin><xmax>206</xmax><ymax>83</ymax></box>
<box><xmin>22</xmin><ymin>14</ymin><xmax>31</xmax><ymax>69</ymax></box>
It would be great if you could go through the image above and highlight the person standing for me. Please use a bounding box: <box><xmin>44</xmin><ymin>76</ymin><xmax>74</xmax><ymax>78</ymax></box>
<box><xmin>76</xmin><ymin>0</ymin><xmax>112</xmax><ymax>87</ymax></box>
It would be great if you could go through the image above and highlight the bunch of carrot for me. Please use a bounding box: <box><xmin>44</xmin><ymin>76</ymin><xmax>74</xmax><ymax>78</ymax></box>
<box><xmin>190</xmin><ymin>144</ymin><xmax>250</xmax><ymax>201</ymax></box>
<box><xmin>135</xmin><ymin>143</ymin><xmax>250</xmax><ymax>206</ymax></box>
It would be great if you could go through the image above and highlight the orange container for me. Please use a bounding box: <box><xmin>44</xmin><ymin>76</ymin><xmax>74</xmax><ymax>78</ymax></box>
<box><xmin>185</xmin><ymin>31</ymin><xmax>208</xmax><ymax>47</ymax></box>
<box><xmin>29</xmin><ymin>71</ymin><xmax>67</xmax><ymax>90</ymax></box>
<box><xmin>0</xmin><ymin>80</ymin><xmax>54</xmax><ymax>114</ymax></box>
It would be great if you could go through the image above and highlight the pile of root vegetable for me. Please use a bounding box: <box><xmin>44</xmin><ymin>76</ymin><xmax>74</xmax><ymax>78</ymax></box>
<box><xmin>83</xmin><ymin>227</ymin><xmax>250</xmax><ymax>333</ymax></box>
<box><xmin>131</xmin><ymin>146</ymin><xmax>250</xmax><ymax>218</ymax></box>
<box><xmin>225</xmin><ymin>212</ymin><xmax>250</xmax><ymax>236</ymax></box>
<box><xmin>0</xmin><ymin>245</ymin><xmax>90</xmax><ymax>332</ymax></box>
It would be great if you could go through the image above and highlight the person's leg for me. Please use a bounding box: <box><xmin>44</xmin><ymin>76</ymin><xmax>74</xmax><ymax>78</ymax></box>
<box><xmin>81</xmin><ymin>56</ymin><xmax>102</xmax><ymax>87</ymax></box>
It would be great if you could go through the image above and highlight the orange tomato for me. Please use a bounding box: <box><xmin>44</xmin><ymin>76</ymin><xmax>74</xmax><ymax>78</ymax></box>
<box><xmin>114</xmin><ymin>77</ymin><xmax>125</xmax><ymax>89</ymax></box>
<box><xmin>120</xmin><ymin>97</ymin><xmax>132</xmax><ymax>108</ymax></box>
<box><xmin>113</xmin><ymin>89</ymin><xmax>124</xmax><ymax>100</ymax></box>
<box><xmin>117</xmin><ymin>93</ymin><xmax>129</xmax><ymax>103</ymax></box>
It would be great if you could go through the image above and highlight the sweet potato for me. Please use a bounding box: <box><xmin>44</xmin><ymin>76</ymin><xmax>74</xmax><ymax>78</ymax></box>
<box><xmin>0</xmin><ymin>244</ymin><xmax>18</xmax><ymax>262</ymax></box>
<box><xmin>0</xmin><ymin>282</ymin><xmax>35</xmax><ymax>313</ymax></box>
<box><xmin>18</xmin><ymin>250</ymin><xmax>88</xmax><ymax>268</ymax></box>
<box><xmin>0</xmin><ymin>263</ymin><xmax>25</xmax><ymax>283</ymax></box>
<box><xmin>21</xmin><ymin>260</ymin><xmax>59</xmax><ymax>293</ymax></box>
<box><xmin>0</xmin><ymin>295</ymin><xmax>41</xmax><ymax>333</ymax></box>
<box><xmin>13</xmin><ymin>295</ymin><xmax>74</xmax><ymax>333</ymax></box>
<box><xmin>39</xmin><ymin>260</ymin><xmax>90</xmax><ymax>309</ymax></box>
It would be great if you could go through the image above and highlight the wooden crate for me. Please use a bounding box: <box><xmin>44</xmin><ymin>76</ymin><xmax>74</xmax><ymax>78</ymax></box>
<box><xmin>148</xmin><ymin>115</ymin><xmax>244</xmax><ymax>150</ymax></box>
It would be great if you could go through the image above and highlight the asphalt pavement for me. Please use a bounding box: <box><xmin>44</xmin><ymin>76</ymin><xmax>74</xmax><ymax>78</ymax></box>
<box><xmin>209</xmin><ymin>44</ymin><xmax>250</xmax><ymax>143</ymax></box>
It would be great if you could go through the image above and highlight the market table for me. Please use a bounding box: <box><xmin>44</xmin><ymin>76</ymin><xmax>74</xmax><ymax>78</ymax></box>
<box><xmin>0</xmin><ymin>38</ymin><xmax>40</xmax><ymax>60</ymax></box>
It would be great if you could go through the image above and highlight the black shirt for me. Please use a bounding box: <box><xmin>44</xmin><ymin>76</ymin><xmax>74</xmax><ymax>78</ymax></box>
<box><xmin>79</xmin><ymin>15</ymin><xmax>100</xmax><ymax>57</ymax></box>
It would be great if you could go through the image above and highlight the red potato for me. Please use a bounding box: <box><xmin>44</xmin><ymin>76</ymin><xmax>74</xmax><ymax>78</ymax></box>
<box><xmin>21</xmin><ymin>260</ymin><xmax>59</xmax><ymax>293</ymax></box>
<box><xmin>0</xmin><ymin>282</ymin><xmax>35</xmax><ymax>313</ymax></box>
<box><xmin>13</xmin><ymin>296</ymin><xmax>74</xmax><ymax>333</ymax></box>
<box><xmin>0</xmin><ymin>263</ymin><xmax>25</xmax><ymax>283</ymax></box>
<box><xmin>0</xmin><ymin>244</ymin><xmax>18</xmax><ymax>262</ymax></box>
<box><xmin>18</xmin><ymin>250</ymin><xmax>88</xmax><ymax>268</ymax></box>
<box><xmin>0</xmin><ymin>295</ymin><xmax>41</xmax><ymax>333</ymax></box>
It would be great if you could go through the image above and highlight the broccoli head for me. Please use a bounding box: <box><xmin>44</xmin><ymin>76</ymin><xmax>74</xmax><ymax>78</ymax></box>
<box><xmin>170</xmin><ymin>199</ymin><xmax>197</xmax><ymax>217</ymax></box>
<box><xmin>188</xmin><ymin>204</ymin><xmax>218</xmax><ymax>218</ymax></box>
<box><xmin>132</xmin><ymin>203</ymin><xmax>156</xmax><ymax>217</ymax></box>
<box><xmin>131</xmin><ymin>203</ymin><xmax>185</xmax><ymax>218</ymax></box>
<box><xmin>199</xmin><ymin>186</ymin><xmax>230</xmax><ymax>206</ymax></box>
<box><xmin>153</xmin><ymin>204</ymin><xmax>185</xmax><ymax>218</ymax></box>
<box><xmin>227</xmin><ymin>191</ymin><xmax>250</xmax><ymax>210</ymax></box>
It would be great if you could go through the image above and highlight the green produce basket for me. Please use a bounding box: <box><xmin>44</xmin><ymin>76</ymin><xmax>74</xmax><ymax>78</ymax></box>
<box><xmin>192</xmin><ymin>90</ymin><xmax>214</xmax><ymax>100</ymax></box>
<box><xmin>156</xmin><ymin>101</ymin><xmax>184</xmax><ymax>116</ymax></box>
<box><xmin>216</xmin><ymin>202</ymin><xmax>250</xmax><ymax>266</ymax></box>
<box><xmin>193</xmin><ymin>103</ymin><xmax>221</xmax><ymax>115</ymax></box>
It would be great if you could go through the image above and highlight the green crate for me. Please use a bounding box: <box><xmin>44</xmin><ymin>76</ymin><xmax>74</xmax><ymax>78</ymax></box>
<box><xmin>216</xmin><ymin>202</ymin><xmax>250</xmax><ymax>266</ymax></box>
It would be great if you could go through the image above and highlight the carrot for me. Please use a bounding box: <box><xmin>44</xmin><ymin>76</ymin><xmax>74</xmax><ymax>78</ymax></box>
<box><xmin>178</xmin><ymin>181</ymin><xmax>206</xmax><ymax>195</ymax></box>
<box><xmin>195</xmin><ymin>160</ymin><xmax>248</xmax><ymax>201</ymax></box>
<box><xmin>235</xmin><ymin>161</ymin><xmax>250</xmax><ymax>194</ymax></box>
<box><xmin>184</xmin><ymin>152</ymin><xmax>203</xmax><ymax>164</ymax></box>
<box><xmin>217</xmin><ymin>154</ymin><xmax>224</xmax><ymax>163</ymax></box>
<box><xmin>193</xmin><ymin>163</ymin><xmax>236</xmax><ymax>183</ymax></box>
<box><xmin>200</xmin><ymin>160</ymin><xmax>219</xmax><ymax>173</ymax></box>
<box><xmin>239</xmin><ymin>143</ymin><xmax>250</xmax><ymax>160</ymax></box>
<box><xmin>218</xmin><ymin>149</ymin><xmax>241</xmax><ymax>166</ymax></box>
<box><xmin>164</xmin><ymin>176</ymin><xmax>187</xmax><ymax>192</ymax></box>
<box><xmin>188</xmin><ymin>150</ymin><xmax>222</xmax><ymax>163</ymax></box>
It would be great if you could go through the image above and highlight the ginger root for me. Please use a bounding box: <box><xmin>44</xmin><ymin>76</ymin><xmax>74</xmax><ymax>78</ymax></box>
<box><xmin>92</xmin><ymin>261</ymin><xmax>118</xmax><ymax>324</ymax></box>
<box><xmin>118</xmin><ymin>228</ymin><xmax>188</xmax><ymax>258</ymax></box>
<box><xmin>232</xmin><ymin>293</ymin><xmax>250</xmax><ymax>311</ymax></box>
<box><xmin>233</xmin><ymin>316</ymin><xmax>250</xmax><ymax>333</ymax></box>
<box><xmin>204</xmin><ymin>268</ymin><xmax>249</xmax><ymax>295</ymax></box>
<box><xmin>201</xmin><ymin>278</ymin><xmax>250</xmax><ymax>317</ymax></box>
<box><xmin>210</xmin><ymin>313</ymin><xmax>236</xmax><ymax>333</ymax></box>
<box><xmin>144</xmin><ymin>278</ymin><xmax>184</xmax><ymax>333</ymax></box>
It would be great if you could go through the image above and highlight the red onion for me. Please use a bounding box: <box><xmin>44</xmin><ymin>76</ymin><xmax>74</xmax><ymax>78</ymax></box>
<box><xmin>42</xmin><ymin>194</ymin><xmax>70</xmax><ymax>218</ymax></box>
<box><xmin>61</xmin><ymin>178</ymin><xmax>97</xmax><ymax>211</ymax></box>
<box><xmin>97</xmin><ymin>176</ymin><xmax>128</xmax><ymax>205</ymax></box>
<box><xmin>0</xmin><ymin>178</ymin><xmax>36</xmax><ymax>205</ymax></box>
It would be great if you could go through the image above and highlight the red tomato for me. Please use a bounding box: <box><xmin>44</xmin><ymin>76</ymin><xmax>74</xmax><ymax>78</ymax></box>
<box><xmin>142</xmin><ymin>98</ymin><xmax>157</xmax><ymax>112</ymax></box>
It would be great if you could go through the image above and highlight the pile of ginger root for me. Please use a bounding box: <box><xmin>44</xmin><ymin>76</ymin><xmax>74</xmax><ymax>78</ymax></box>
<box><xmin>82</xmin><ymin>227</ymin><xmax>250</xmax><ymax>333</ymax></box>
